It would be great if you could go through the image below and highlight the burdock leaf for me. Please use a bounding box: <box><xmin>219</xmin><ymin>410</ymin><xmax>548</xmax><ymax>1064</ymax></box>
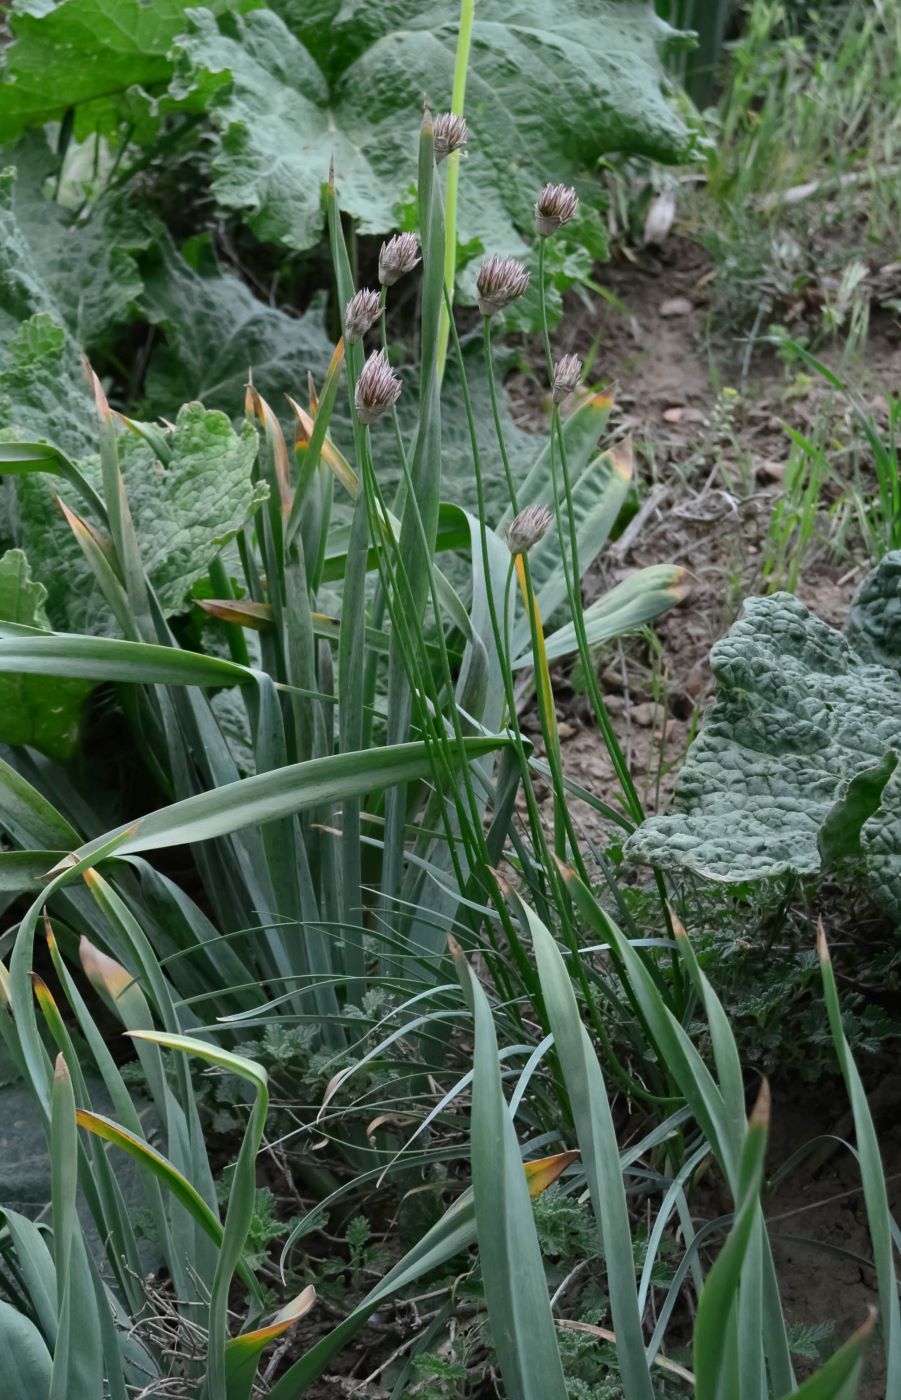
<box><xmin>170</xmin><ymin>2</ymin><xmax>692</xmax><ymax>259</ymax></box>
<box><xmin>0</xmin><ymin>549</ymin><xmax>92</xmax><ymax>759</ymax></box>
<box><xmin>16</xmin><ymin>405</ymin><xmax>267</xmax><ymax>633</ymax></box>
<box><xmin>118</xmin><ymin>403</ymin><xmax>266</xmax><ymax>614</ymax></box>
<box><xmin>0</xmin><ymin>313</ymin><xmax>95</xmax><ymax>461</ymax></box>
<box><xmin>0</xmin><ymin>0</ymin><xmax>245</xmax><ymax>142</ymax></box>
<box><xmin>0</xmin><ymin>151</ymin><xmax>149</xmax><ymax>458</ymax></box>
<box><xmin>141</xmin><ymin>237</ymin><xmax>332</xmax><ymax>414</ymax></box>
<box><xmin>626</xmin><ymin>591</ymin><xmax>901</xmax><ymax>923</ymax></box>
<box><xmin>845</xmin><ymin>549</ymin><xmax>901</xmax><ymax>675</ymax></box>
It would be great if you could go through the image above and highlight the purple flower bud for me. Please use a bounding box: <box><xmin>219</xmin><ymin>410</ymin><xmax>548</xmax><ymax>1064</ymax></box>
<box><xmin>535</xmin><ymin>182</ymin><xmax>579</xmax><ymax>237</ymax></box>
<box><xmin>379</xmin><ymin>233</ymin><xmax>420</xmax><ymax>287</ymax></box>
<box><xmin>553</xmin><ymin>353</ymin><xmax>583</xmax><ymax>403</ymax></box>
<box><xmin>476</xmin><ymin>255</ymin><xmax>530</xmax><ymax>317</ymax></box>
<box><xmin>506</xmin><ymin>503</ymin><xmax>554</xmax><ymax>555</ymax></box>
<box><xmin>355</xmin><ymin>349</ymin><xmax>402</xmax><ymax>425</ymax></box>
<box><xmin>433</xmin><ymin>113</ymin><xmax>470</xmax><ymax>162</ymax></box>
<box><xmin>344</xmin><ymin>289</ymin><xmax>383</xmax><ymax>344</ymax></box>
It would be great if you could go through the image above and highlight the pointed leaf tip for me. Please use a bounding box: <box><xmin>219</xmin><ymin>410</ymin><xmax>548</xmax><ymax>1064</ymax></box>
<box><xmin>524</xmin><ymin>1150</ymin><xmax>580</xmax><ymax>1197</ymax></box>
<box><xmin>668</xmin><ymin>905</ymin><xmax>688</xmax><ymax>938</ymax></box>
<box><xmin>551</xmin><ymin>853</ymin><xmax>576</xmax><ymax>883</ymax></box>
<box><xmin>749</xmin><ymin>1077</ymin><xmax>771</xmax><ymax>1130</ymax></box>
<box><xmin>610</xmin><ymin>438</ymin><xmax>633</xmax><ymax>481</ymax></box>
<box><xmin>79</xmin><ymin>935</ymin><xmax>134</xmax><ymax>999</ymax></box>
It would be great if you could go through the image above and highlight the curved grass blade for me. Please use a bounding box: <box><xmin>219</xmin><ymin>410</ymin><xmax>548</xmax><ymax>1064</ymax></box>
<box><xmin>76</xmin><ymin>1110</ymin><xmax>224</xmax><ymax>1249</ymax></box>
<box><xmin>49</xmin><ymin>736</ymin><xmax>508</xmax><ymax>868</ymax></box>
<box><xmin>0</xmin><ymin>632</ymin><xmax>254</xmax><ymax>686</ymax></box>
<box><xmin>0</xmin><ymin>1302</ymin><xmax>53</xmax><ymax>1397</ymax></box>
<box><xmin>520</xmin><ymin>898</ymin><xmax>655</xmax><ymax>1399</ymax></box>
<box><xmin>819</xmin><ymin>921</ymin><xmax>901</xmax><ymax>1390</ymax></box>
<box><xmin>129</xmin><ymin>1032</ymin><xmax>268</xmax><ymax>1400</ymax></box>
<box><xmin>529</xmin><ymin>564</ymin><xmax>689</xmax><ymax>667</ymax></box>
<box><xmin>50</xmin><ymin>1055</ymin><xmax>104</xmax><ymax>1400</ymax></box>
<box><xmin>267</xmin><ymin>1152</ymin><xmax>575</xmax><ymax>1398</ymax></box>
<box><xmin>453</xmin><ymin>939</ymin><xmax>568</xmax><ymax>1400</ymax></box>
<box><xmin>0</xmin><ymin>440</ymin><xmax>107</xmax><ymax>521</ymax></box>
<box><xmin>693</xmin><ymin>1082</ymin><xmax>770</xmax><ymax>1400</ymax></box>
<box><xmin>224</xmin><ymin>1287</ymin><xmax>316</xmax><ymax>1400</ymax></box>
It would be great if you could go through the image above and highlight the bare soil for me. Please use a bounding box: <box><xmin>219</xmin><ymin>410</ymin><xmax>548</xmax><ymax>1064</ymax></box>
<box><xmin>522</xmin><ymin>238</ymin><xmax>901</xmax><ymax>839</ymax></box>
<box><xmin>517</xmin><ymin>238</ymin><xmax>901</xmax><ymax>1395</ymax></box>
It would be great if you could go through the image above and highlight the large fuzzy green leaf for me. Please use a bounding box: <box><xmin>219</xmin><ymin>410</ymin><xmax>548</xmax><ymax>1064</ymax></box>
<box><xmin>0</xmin><ymin>0</ymin><xmax>241</xmax><ymax>142</ymax></box>
<box><xmin>845</xmin><ymin>549</ymin><xmax>901</xmax><ymax>675</ymax></box>
<box><xmin>141</xmin><ymin>238</ymin><xmax>332</xmax><ymax>415</ymax></box>
<box><xmin>626</xmin><ymin>590</ymin><xmax>901</xmax><ymax>922</ymax></box>
<box><xmin>0</xmin><ymin>550</ymin><xmax>92</xmax><ymax>758</ymax></box>
<box><xmin>170</xmin><ymin>2</ymin><xmax>691</xmax><ymax>260</ymax></box>
<box><xmin>0</xmin><ymin>152</ymin><xmax>148</xmax><ymax>458</ymax></box>
<box><xmin>16</xmin><ymin>404</ymin><xmax>267</xmax><ymax>633</ymax></box>
<box><xmin>0</xmin><ymin>313</ymin><xmax>94</xmax><ymax>461</ymax></box>
<box><xmin>0</xmin><ymin>135</ymin><xmax>149</xmax><ymax>346</ymax></box>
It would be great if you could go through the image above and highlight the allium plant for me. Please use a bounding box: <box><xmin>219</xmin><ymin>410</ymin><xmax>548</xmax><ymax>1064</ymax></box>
<box><xmin>0</xmin><ymin>101</ymin><xmax>883</xmax><ymax>1400</ymax></box>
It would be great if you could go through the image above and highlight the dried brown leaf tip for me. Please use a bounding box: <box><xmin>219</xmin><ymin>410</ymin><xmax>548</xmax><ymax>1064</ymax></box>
<box><xmin>433</xmin><ymin>112</ymin><xmax>469</xmax><ymax>162</ymax></box>
<box><xmin>379</xmin><ymin>232</ymin><xmax>420</xmax><ymax>287</ymax></box>
<box><xmin>535</xmin><ymin>182</ymin><xmax>579</xmax><ymax>237</ymax></box>
<box><xmin>749</xmin><ymin>1076</ymin><xmax>771</xmax><ymax>1130</ymax></box>
<box><xmin>344</xmin><ymin>289</ymin><xmax>382</xmax><ymax>344</ymax></box>
<box><xmin>506</xmin><ymin>503</ymin><xmax>553</xmax><ymax>556</ymax></box>
<box><xmin>355</xmin><ymin>349</ymin><xmax>402</xmax><ymax>425</ymax></box>
<box><xmin>476</xmin><ymin>254</ymin><xmax>530</xmax><ymax>317</ymax></box>
<box><xmin>552</xmin><ymin>352</ymin><xmax>582</xmax><ymax>403</ymax></box>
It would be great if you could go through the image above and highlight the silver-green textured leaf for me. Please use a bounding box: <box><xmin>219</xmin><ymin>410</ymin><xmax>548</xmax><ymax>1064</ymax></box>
<box><xmin>170</xmin><ymin>2</ymin><xmax>692</xmax><ymax>258</ymax></box>
<box><xmin>16</xmin><ymin>405</ymin><xmax>267</xmax><ymax>633</ymax></box>
<box><xmin>1</xmin><ymin>135</ymin><xmax>148</xmax><ymax>347</ymax></box>
<box><xmin>0</xmin><ymin>0</ymin><xmax>241</xmax><ymax>141</ymax></box>
<box><xmin>141</xmin><ymin>237</ymin><xmax>332</xmax><ymax>414</ymax></box>
<box><xmin>845</xmin><ymin>549</ymin><xmax>901</xmax><ymax>674</ymax></box>
<box><xmin>0</xmin><ymin>313</ymin><xmax>95</xmax><ymax>461</ymax></box>
<box><xmin>625</xmin><ymin>591</ymin><xmax>901</xmax><ymax>922</ymax></box>
<box><xmin>0</xmin><ymin>149</ymin><xmax>149</xmax><ymax>457</ymax></box>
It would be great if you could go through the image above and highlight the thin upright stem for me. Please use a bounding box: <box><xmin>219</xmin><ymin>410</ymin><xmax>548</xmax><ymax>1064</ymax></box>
<box><xmin>436</xmin><ymin>0</ymin><xmax>475</xmax><ymax>384</ymax></box>
<box><xmin>483</xmin><ymin>318</ymin><xmax>520</xmax><ymax>516</ymax></box>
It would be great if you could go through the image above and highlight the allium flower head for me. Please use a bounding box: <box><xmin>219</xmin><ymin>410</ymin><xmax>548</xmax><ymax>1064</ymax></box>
<box><xmin>506</xmin><ymin>503</ymin><xmax>554</xmax><ymax>556</ymax></box>
<box><xmin>552</xmin><ymin>352</ymin><xmax>582</xmax><ymax>403</ymax></box>
<box><xmin>476</xmin><ymin>255</ymin><xmax>530</xmax><ymax>317</ymax></box>
<box><xmin>344</xmin><ymin>289</ymin><xmax>382</xmax><ymax>344</ymax></box>
<box><xmin>355</xmin><ymin>349</ymin><xmax>402</xmax><ymax>425</ymax></box>
<box><xmin>433</xmin><ymin>113</ymin><xmax>469</xmax><ymax>162</ymax></box>
<box><xmin>379</xmin><ymin>232</ymin><xmax>420</xmax><ymax>287</ymax></box>
<box><xmin>535</xmin><ymin>182</ymin><xmax>579</xmax><ymax>237</ymax></box>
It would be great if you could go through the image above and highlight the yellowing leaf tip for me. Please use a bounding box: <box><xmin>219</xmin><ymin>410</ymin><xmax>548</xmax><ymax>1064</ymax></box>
<box><xmin>749</xmin><ymin>1076</ymin><xmax>770</xmax><ymax>1130</ymax></box>
<box><xmin>525</xmin><ymin>1149</ymin><xmax>580</xmax><ymax>1197</ymax></box>
<box><xmin>79</xmin><ymin>935</ymin><xmax>133</xmax><ymax>998</ymax></box>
